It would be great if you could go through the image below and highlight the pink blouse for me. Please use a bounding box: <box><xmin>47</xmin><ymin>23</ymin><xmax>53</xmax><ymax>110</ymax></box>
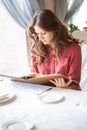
<box><xmin>31</xmin><ymin>43</ymin><xmax>82</xmax><ymax>90</ymax></box>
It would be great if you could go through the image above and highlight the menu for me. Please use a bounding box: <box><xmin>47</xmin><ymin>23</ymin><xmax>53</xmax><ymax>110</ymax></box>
<box><xmin>0</xmin><ymin>73</ymin><xmax>78</xmax><ymax>86</ymax></box>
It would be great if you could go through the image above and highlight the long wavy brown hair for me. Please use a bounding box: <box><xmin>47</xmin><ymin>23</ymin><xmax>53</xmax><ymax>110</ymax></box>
<box><xmin>27</xmin><ymin>9</ymin><xmax>81</xmax><ymax>64</ymax></box>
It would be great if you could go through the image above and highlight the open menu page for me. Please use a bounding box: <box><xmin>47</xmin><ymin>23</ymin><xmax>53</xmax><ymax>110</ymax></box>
<box><xmin>0</xmin><ymin>73</ymin><xmax>78</xmax><ymax>86</ymax></box>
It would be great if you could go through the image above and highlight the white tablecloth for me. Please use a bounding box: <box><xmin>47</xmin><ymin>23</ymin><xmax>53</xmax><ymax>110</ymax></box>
<box><xmin>0</xmin><ymin>78</ymin><xmax>87</xmax><ymax>130</ymax></box>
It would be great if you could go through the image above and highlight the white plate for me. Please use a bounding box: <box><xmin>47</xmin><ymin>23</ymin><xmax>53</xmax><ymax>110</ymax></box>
<box><xmin>2</xmin><ymin>120</ymin><xmax>34</xmax><ymax>130</ymax></box>
<box><xmin>40</xmin><ymin>94</ymin><xmax>65</xmax><ymax>104</ymax></box>
<box><xmin>0</xmin><ymin>93</ymin><xmax>14</xmax><ymax>103</ymax></box>
<box><xmin>0</xmin><ymin>77</ymin><xmax>4</xmax><ymax>81</ymax></box>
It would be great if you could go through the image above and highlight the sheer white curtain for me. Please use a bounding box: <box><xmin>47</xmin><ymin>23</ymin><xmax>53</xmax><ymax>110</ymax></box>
<box><xmin>1</xmin><ymin>0</ymin><xmax>84</xmax><ymax>28</ymax></box>
<box><xmin>1</xmin><ymin>0</ymin><xmax>33</xmax><ymax>29</ymax></box>
<box><xmin>64</xmin><ymin>0</ymin><xmax>84</xmax><ymax>23</ymax></box>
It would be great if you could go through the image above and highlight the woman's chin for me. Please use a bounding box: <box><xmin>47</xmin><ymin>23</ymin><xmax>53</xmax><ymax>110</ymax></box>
<box><xmin>43</xmin><ymin>42</ymin><xmax>49</xmax><ymax>45</ymax></box>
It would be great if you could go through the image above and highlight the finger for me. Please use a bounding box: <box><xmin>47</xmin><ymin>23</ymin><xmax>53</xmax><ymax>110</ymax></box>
<box><xmin>59</xmin><ymin>78</ymin><xmax>65</xmax><ymax>84</ymax></box>
<box><xmin>50</xmin><ymin>80</ymin><xmax>57</xmax><ymax>86</ymax></box>
<box><xmin>67</xmin><ymin>80</ymin><xmax>72</xmax><ymax>86</ymax></box>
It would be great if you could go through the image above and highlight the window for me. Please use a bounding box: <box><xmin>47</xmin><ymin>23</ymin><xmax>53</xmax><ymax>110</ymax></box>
<box><xmin>73</xmin><ymin>0</ymin><xmax>87</xmax><ymax>30</ymax></box>
<box><xmin>0</xmin><ymin>4</ymin><xmax>29</xmax><ymax>75</ymax></box>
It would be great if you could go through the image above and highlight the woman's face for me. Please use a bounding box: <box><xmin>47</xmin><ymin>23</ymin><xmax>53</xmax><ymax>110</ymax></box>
<box><xmin>34</xmin><ymin>25</ymin><xmax>54</xmax><ymax>45</ymax></box>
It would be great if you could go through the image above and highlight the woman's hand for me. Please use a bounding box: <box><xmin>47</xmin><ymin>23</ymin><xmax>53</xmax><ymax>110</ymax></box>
<box><xmin>50</xmin><ymin>78</ymin><xmax>72</xmax><ymax>89</ymax></box>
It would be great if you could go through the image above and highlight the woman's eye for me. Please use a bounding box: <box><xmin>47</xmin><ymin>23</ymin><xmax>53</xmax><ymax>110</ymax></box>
<box><xmin>36</xmin><ymin>32</ymin><xmax>46</xmax><ymax>36</ymax></box>
<box><xmin>42</xmin><ymin>32</ymin><xmax>46</xmax><ymax>35</ymax></box>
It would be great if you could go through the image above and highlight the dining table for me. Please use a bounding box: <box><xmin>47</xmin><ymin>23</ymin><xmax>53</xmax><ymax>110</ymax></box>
<box><xmin>0</xmin><ymin>77</ymin><xmax>87</xmax><ymax>130</ymax></box>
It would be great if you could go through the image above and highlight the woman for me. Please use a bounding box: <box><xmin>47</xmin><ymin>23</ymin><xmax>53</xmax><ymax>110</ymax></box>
<box><xmin>27</xmin><ymin>9</ymin><xmax>82</xmax><ymax>90</ymax></box>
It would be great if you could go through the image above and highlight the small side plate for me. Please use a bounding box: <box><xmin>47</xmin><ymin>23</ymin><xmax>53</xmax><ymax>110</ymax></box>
<box><xmin>0</xmin><ymin>93</ymin><xmax>14</xmax><ymax>103</ymax></box>
<box><xmin>39</xmin><ymin>94</ymin><xmax>65</xmax><ymax>104</ymax></box>
<box><xmin>2</xmin><ymin>120</ymin><xmax>34</xmax><ymax>130</ymax></box>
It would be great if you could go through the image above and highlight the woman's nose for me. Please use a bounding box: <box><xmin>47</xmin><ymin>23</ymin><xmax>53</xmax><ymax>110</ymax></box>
<box><xmin>39</xmin><ymin>34</ymin><xmax>44</xmax><ymax>41</ymax></box>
